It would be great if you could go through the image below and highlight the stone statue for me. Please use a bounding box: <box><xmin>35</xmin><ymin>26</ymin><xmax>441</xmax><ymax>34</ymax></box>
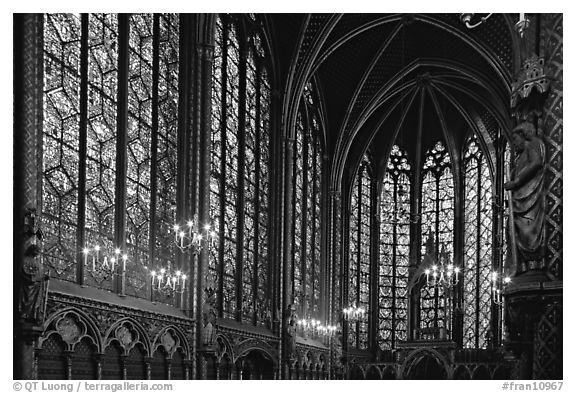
<box><xmin>504</xmin><ymin>121</ymin><xmax>545</xmax><ymax>275</ymax></box>
<box><xmin>201</xmin><ymin>287</ymin><xmax>217</xmax><ymax>349</ymax></box>
<box><xmin>284</xmin><ymin>304</ymin><xmax>297</xmax><ymax>360</ymax></box>
<box><xmin>19</xmin><ymin>208</ymin><xmax>48</xmax><ymax>323</ymax></box>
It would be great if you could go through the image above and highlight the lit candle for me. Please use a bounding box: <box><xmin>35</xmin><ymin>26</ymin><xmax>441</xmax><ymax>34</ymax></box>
<box><xmin>181</xmin><ymin>274</ymin><xmax>187</xmax><ymax>291</ymax></box>
<box><xmin>83</xmin><ymin>248</ymin><xmax>89</xmax><ymax>268</ymax></box>
<box><xmin>172</xmin><ymin>277</ymin><xmax>177</xmax><ymax>290</ymax></box>
<box><xmin>158</xmin><ymin>276</ymin><xmax>163</xmax><ymax>289</ymax></box>
<box><xmin>425</xmin><ymin>269</ymin><xmax>430</xmax><ymax>284</ymax></box>
<box><xmin>174</xmin><ymin>225</ymin><xmax>179</xmax><ymax>241</ymax></box>
<box><xmin>94</xmin><ymin>245</ymin><xmax>100</xmax><ymax>266</ymax></box>
<box><xmin>151</xmin><ymin>271</ymin><xmax>156</xmax><ymax>286</ymax></box>
<box><xmin>180</xmin><ymin>231</ymin><xmax>185</xmax><ymax>248</ymax></box>
<box><xmin>110</xmin><ymin>257</ymin><xmax>116</xmax><ymax>272</ymax></box>
<box><xmin>188</xmin><ymin>220</ymin><xmax>193</xmax><ymax>237</ymax></box>
<box><xmin>122</xmin><ymin>254</ymin><xmax>128</xmax><ymax>277</ymax></box>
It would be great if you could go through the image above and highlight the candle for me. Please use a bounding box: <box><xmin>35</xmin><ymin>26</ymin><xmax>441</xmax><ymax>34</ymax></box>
<box><xmin>122</xmin><ymin>255</ymin><xmax>128</xmax><ymax>280</ymax></box>
<box><xmin>83</xmin><ymin>248</ymin><xmax>89</xmax><ymax>268</ymax></box>
<box><xmin>158</xmin><ymin>276</ymin><xmax>163</xmax><ymax>289</ymax></box>
<box><xmin>174</xmin><ymin>225</ymin><xmax>179</xmax><ymax>241</ymax></box>
<box><xmin>151</xmin><ymin>271</ymin><xmax>156</xmax><ymax>286</ymax></box>
<box><xmin>180</xmin><ymin>231</ymin><xmax>185</xmax><ymax>248</ymax></box>
<box><xmin>110</xmin><ymin>257</ymin><xmax>116</xmax><ymax>272</ymax></box>
<box><xmin>182</xmin><ymin>275</ymin><xmax>186</xmax><ymax>291</ymax></box>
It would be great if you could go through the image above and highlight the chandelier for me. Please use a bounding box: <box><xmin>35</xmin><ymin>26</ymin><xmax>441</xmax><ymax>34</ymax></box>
<box><xmin>423</xmin><ymin>244</ymin><xmax>460</xmax><ymax>288</ymax></box>
<box><xmin>297</xmin><ymin>317</ymin><xmax>337</xmax><ymax>342</ymax></box>
<box><xmin>150</xmin><ymin>264</ymin><xmax>187</xmax><ymax>294</ymax></box>
<box><xmin>173</xmin><ymin>215</ymin><xmax>217</xmax><ymax>254</ymax></box>
<box><xmin>343</xmin><ymin>305</ymin><xmax>365</xmax><ymax>321</ymax></box>
<box><xmin>460</xmin><ymin>13</ymin><xmax>530</xmax><ymax>37</ymax></box>
<box><xmin>491</xmin><ymin>271</ymin><xmax>511</xmax><ymax>305</ymax></box>
<box><xmin>82</xmin><ymin>245</ymin><xmax>128</xmax><ymax>274</ymax></box>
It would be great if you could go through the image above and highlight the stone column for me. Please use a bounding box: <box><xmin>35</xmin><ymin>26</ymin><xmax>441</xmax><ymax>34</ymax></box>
<box><xmin>14</xmin><ymin>13</ymin><xmax>47</xmax><ymax>380</ymax></box>
<box><xmin>281</xmin><ymin>137</ymin><xmax>295</xmax><ymax>379</ymax></box>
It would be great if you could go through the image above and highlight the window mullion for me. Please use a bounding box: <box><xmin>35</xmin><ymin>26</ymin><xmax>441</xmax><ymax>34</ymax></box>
<box><xmin>75</xmin><ymin>14</ymin><xmax>89</xmax><ymax>286</ymax></box>
<box><xmin>148</xmin><ymin>14</ymin><xmax>160</xmax><ymax>269</ymax></box>
<box><xmin>114</xmin><ymin>14</ymin><xmax>130</xmax><ymax>295</ymax></box>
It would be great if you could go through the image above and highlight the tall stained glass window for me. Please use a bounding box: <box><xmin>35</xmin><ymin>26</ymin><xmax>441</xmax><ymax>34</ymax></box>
<box><xmin>126</xmin><ymin>13</ymin><xmax>153</xmax><ymax>296</ymax></box>
<box><xmin>378</xmin><ymin>145</ymin><xmax>411</xmax><ymax>349</ymax></box>
<box><xmin>420</xmin><ymin>141</ymin><xmax>454</xmax><ymax>330</ymax></box>
<box><xmin>155</xmin><ymin>14</ymin><xmax>179</xmax><ymax>270</ymax></box>
<box><xmin>292</xmin><ymin>83</ymin><xmax>323</xmax><ymax>321</ymax></box>
<box><xmin>348</xmin><ymin>156</ymin><xmax>371</xmax><ymax>349</ymax></box>
<box><xmin>85</xmin><ymin>14</ymin><xmax>119</xmax><ymax>291</ymax></box>
<box><xmin>463</xmin><ymin>135</ymin><xmax>493</xmax><ymax>348</ymax></box>
<box><xmin>42</xmin><ymin>13</ymin><xmax>180</xmax><ymax>300</ymax></box>
<box><xmin>42</xmin><ymin>14</ymin><xmax>82</xmax><ymax>281</ymax></box>
<box><xmin>210</xmin><ymin>15</ymin><xmax>271</xmax><ymax>323</ymax></box>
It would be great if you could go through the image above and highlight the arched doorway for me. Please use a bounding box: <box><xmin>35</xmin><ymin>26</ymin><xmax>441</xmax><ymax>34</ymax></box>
<box><xmin>403</xmin><ymin>351</ymin><xmax>448</xmax><ymax>379</ymax></box>
<box><xmin>238</xmin><ymin>350</ymin><xmax>275</xmax><ymax>379</ymax></box>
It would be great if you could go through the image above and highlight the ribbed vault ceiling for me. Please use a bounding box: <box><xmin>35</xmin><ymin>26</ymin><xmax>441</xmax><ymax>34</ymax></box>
<box><xmin>269</xmin><ymin>13</ymin><xmax>517</xmax><ymax>187</ymax></box>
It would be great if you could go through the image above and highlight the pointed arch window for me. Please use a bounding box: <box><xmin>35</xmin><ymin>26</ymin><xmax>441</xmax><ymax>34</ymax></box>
<box><xmin>348</xmin><ymin>156</ymin><xmax>371</xmax><ymax>349</ymax></box>
<box><xmin>378</xmin><ymin>145</ymin><xmax>411</xmax><ymax>349</ymax></box>
<box><xmin>420</xmin><ymin>141</ymin><xmax>454</xmax><ymax>330</ymax></box>
<box><xmin>293</xmin><ymin>82</ymin><xmax>323</xmax><ymax>320</ymax></box>
<box><xmin>210</xmin><ymin>15</ymin><xmax>272</xmax><ymax>323</ymax></box>
<box><xmin>462</xmin><ymin>134</ymin><xmax>493</xmax><ymax>348</ymax></box>
<box><xmin>41</xmin><ymin>13</ymin><xmax>180</xmax><ymax>300</ymax></box>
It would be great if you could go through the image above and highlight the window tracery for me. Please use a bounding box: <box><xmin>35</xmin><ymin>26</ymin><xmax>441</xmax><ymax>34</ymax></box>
<box><xmin>378</xmin><ymin>145</ymin><xmax>410</xmax><ymax>349</ymax></box>
<box><xmin>42</xmin><ymin>13</ymin><xmax>179</xmax><ymax>300</ymax></box>
<box><xmin>210</xmin><ymin>15</ymin><xmax>272</xmax><ymax>322</ymax></box>
<box><xmin>348</xmin><ymin>156</ymin><xmax>371</xmax><ymax>349</ymax></box>
<box><xmin>420</xmin><ymin>141</ymin><xmax>454</xmax><ymax>330</ymax></box>
<box><xmin>463</xmin><ymin>134</ymin><xmax>493</xmax><ymax>348</ymax></box>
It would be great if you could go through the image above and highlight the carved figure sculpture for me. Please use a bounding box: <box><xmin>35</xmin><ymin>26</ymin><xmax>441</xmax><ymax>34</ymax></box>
<box><xmin>504</xmin><ymin>121</ymin><xmax>545</xmax><ymax>274</ymax></box>
<box><xmin>284</xmin><ymin>304</ymin><xmax>297</xmax><ymax>360</ymax></box>
<box><xmin>201</xmin><ymin>287</ymin><xmax>217</xmax><ymax>348</ymax></box>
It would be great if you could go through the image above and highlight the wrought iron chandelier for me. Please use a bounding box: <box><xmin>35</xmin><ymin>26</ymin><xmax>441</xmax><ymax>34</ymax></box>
<box><xmin>173</xmin><ymin>215</ymin><xmax>217</xmax><ymax>254</ymax></box>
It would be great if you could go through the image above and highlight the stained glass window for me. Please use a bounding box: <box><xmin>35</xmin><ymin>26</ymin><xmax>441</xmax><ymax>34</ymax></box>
<box><xmin>125</xmin><ymin>13</ymin><xmax>153</xmax><ymax>296</ymax></box>
<box><xmin>42</xmin><ymin>13</ymin><xmax>82</xmax><ymax>281</ymax></box>
<box><xmin>42</xmin><ymin>13</ymin><xmax>180</xmax><ymax>301</ymax></box>
<box><xmin>293</xmin><ymin>83</ymin><xmax>323</xmax><ymax>322</ymax></box>
<box><xmin>503</xmin><ymin>143</ymin><xmax>512</xmax><ymax>276</ymax></box>
<box><xmin>155</xmin><ymin>14</ymin><xmax>179</xmax><ymax>264</ymax></box>
<box><xmin>293</xmin><ymin>112</ymin><xmax>304</xmax><ymax>309</ymax></box>
<box><xmin>420</xmin><ymin>141</ymin><xmax>454</xmax><ymax>330</ymax></box>
<box><xmin>210</xmin><ymin>15</ymin><xmax>271</xmax><ymax>323</ymax></box>
<box><xmin>378</xmin><ymin>145</ymin><xmax>411</xmax><ymax>349</ymax></box>
<box><xmin>348</xmin><ymin>156</ymin><xmax>371</xmax><ymax>349</ymax></box>
<box><xmin>210</xmin><ymin>16</ymin><xmax>224</xmax><ymax>298</ymax></box>
<box><xmin>463</xmin><ymin>135</ymin><xmax>493</xmax><ymax>348</ymax></box>
<box><xmin>222</xmin><ymin>19</ymin><xmax>240</xmax><ymax>318</ymax></box>
<box><xmin>84</xmin><ymin>13</ymin><xmax>119</xmax><ymax>291</ymax></box>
